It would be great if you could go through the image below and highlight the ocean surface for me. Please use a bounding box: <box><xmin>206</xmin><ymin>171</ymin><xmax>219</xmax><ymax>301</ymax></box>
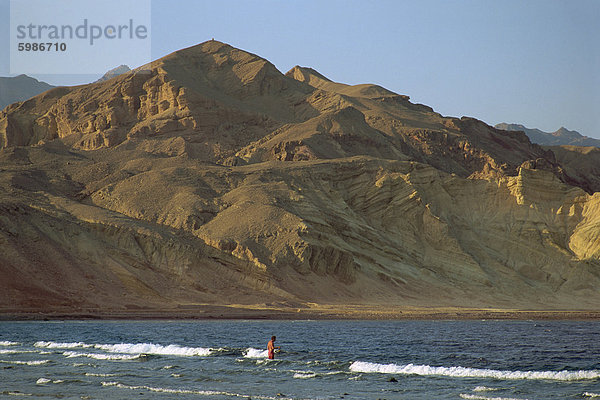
<box><xmin>1</xmin><ymin>320</ymin><xmax>599</xmax><ymax>399</ymax></box>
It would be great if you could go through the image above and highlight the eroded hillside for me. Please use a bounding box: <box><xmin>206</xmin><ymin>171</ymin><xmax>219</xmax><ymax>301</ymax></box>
<box><xmin>1</xmin><ymin>41</ymin><xmax>599</xmax><ymax>316</ymax></box>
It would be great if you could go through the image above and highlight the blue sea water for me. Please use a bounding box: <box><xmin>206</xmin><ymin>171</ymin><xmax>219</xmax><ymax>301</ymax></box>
<box><xmin>1</xmin><ymin>320</ymin><xmax>599</xmax><ymax>399</ymax></box>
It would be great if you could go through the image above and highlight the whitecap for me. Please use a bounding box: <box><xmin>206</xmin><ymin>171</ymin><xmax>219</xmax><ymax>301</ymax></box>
<box><xmin>63</xmin><ymin>351</ymin><xmax>141</xmax><ymax>361</ymax></box>
<box><xmin>35</xmin><ymin>378</ymin><xmax>51</xmax><ymax>385</ymax></box>
<box><xmin>34</xmin><ymin>341</ymin><xmax>91</xmax><ymax>349</ymax></box>
<box><xmin>0</xmin><ymin>349</ymin><xmax>30</xmax><ymax>355</ymax></box>
<box><xmin>293</xmin><ymin>371</ymin><xmax>317</xmax><ymax>379</ymax></box>
<box><xmin>100</xmin><ymin>381</ymin><xmax>294</xmax><ymax>399</ymax></box>
<box><xmin>1</xmin><ymin>360</ymin><xmax>51</xmax><ymax>366</ymax></box>
<box><xmin>474</xmin><ymin>386</ymin><xmax>500</xmax><ymax>392</ymax></box>
<box><xmin>584</xmin><ymin>394</ymin><xmax>600</xmax><ymax>398</ymax></box>
<box><xmin>349</xmin><ymin>361</ymin><xmax>600</xmax><ymax>381</ymax></box>
<box><xmin>94</xmin><ymin>343</ymin><xmax>213</xmax><ymax>356</ymax></box>
<box><xmin>244</xmin><ymin>348</ymin><xmax>269</xmax><ymax>358</ymax></box>
<box><xmin>460</xmin><ymin>394</ymin><xmax>528</xmax><ymax>400</ymax></box>
<box><xmin>0</xmin><ymin>341</ymin><xmax>19</xmax><ymax>346</ymax></box>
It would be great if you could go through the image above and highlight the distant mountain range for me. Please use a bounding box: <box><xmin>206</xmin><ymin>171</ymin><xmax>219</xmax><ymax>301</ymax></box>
<box><xmin>1</xmin><ymin>66</ymin><xmax>132</xmax><ymax>111</ymax></box>
<box><xmin>0</xmin><ymin>74</ymin><xmax>54</xmax><ymax>110</ymax></box>
<box><xmin>496</xmin><ymin>123</ymin><xmax>600</xmax><ymax>147</ymax></box>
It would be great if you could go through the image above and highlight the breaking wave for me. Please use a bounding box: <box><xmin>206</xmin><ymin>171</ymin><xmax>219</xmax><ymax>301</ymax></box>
<box><xmin>33</xmin><ymin>341</ymin><xmax>213</xmax><ymax>356</ymax></box>
<box><xmin>62</xmin><ymin>351</ymin><xmax>141</xmax><ymax>361</ymax></box>
<box><xmin>34</xmin><ymin>341</ymin><xmax>92</xmax><ymax>349</ymax></box>
<box><xmin>0</xmin><ymin>341</ymin><xmax>20</xmax><ymax>346</ymax></box>
<box><xmin>244</xmin><ymin>348</ymin><xmax>269</xmax><ymax>358</ymax></box>
<box><xmin>95</xmin><ymin>343</ymin><xmax>213</xmax><ymax>357</ymax></box>
<box><xmin>349</xmin><ymin>361</ymin><xmax>600</xmax><ymax>381</ymax></box>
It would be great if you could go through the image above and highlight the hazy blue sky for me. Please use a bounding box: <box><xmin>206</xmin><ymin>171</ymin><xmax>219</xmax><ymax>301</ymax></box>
<box><xmin>1</xmin><ymin>0</ymin><xmax>599</xmax><ymax>137</ymax></box>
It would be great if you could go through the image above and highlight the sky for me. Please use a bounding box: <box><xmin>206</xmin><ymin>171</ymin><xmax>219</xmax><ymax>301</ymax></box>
<box><xmin>1</xmin><ymin>0</ymin><xmax>599</xmax><ymax>138</ymax></box>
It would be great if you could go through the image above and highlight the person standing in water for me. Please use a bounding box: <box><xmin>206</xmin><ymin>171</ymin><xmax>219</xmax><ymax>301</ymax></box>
<box><xmin>267</xmin><ymin>336</ymin><xmax>280</xmax><ymax>359</ymax></box>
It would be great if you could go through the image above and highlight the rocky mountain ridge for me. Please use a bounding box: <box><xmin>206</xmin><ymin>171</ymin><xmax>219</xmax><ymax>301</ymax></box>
<box><xmin>496</xmin><ymin>123</ymin><xmax>600</xmax><ymax>148</ymax></box>
<box><xmin>1</xmin><ymin>40</ymin><xmax>599</xmax><ymax>316</ymax></box>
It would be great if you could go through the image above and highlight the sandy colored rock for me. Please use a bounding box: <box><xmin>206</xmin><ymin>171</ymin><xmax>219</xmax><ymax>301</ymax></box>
<box><xmin>0</xmin><ymin>40</ymin><xmax>599</xmax><ymax>317</ymax></box>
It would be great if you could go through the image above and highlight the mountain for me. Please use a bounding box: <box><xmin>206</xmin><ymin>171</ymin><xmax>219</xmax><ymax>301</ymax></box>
<box><xmin>0</xmin><ymin>74</ymin><xmax>54</xmax><ymax>111</ymax></box>
<box><xmin>94</xmin><ymin>65</ymin><xmax>131</xmax><ymax>83</ymax></box>
<box><xmin>1</xmin><ymin>41</ymin><xmax>600</xmax><ymax>318</ymax></box>
<box><xmin>496</xmin><ymin>123</ymin><xmax>600</xmax><ymax>147</ymax></box>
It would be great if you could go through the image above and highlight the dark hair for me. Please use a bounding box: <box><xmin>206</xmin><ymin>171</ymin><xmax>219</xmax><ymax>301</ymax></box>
<box><xmin>271</xmin><ymin>336</ymin><xmax>276</xmax><ymax>341</ymax></box>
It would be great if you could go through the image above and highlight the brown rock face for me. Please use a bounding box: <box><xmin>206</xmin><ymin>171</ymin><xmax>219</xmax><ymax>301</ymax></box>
<box><xmin>1</xmin><ymin>40</ymin><xmax>599</xmax><ymax>315</ymax></box>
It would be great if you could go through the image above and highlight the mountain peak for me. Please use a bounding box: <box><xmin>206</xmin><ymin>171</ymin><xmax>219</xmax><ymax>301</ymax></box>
<box><xmin>95</xmin><ymin>65</ymin><xmax>131</xmax><ymax>83</ymax></box>
<box><xmin>286</xmin><ymin>65</ymin><xmax>332</xmax><ymax>86</ymax></box>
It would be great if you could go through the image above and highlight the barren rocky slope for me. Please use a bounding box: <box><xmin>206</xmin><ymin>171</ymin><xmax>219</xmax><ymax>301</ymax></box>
<box><xmin>1</xmin><ymin>41</ymin><xmax>599</xmax><ymax>316</ymax></box>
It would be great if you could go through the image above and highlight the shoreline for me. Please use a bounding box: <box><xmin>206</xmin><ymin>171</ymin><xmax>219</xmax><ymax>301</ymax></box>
<box><xmin>1</xmin><ymin>305</ymin><xmax>600</xmax><ymax>321</ymax></box>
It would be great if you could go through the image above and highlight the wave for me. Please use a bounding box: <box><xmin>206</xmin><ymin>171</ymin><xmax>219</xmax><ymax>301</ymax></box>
<box><xmin>84</xmin><ymin>372</ymin><xmax>119</xmax><ymax>377</ymax></box>
<box><xmin>95</xmin><ymin>343</ymin><xmax>213</xmax><ymax>357</ymax></box>
<box><xmin>0</xmin><ymin>341</ymin><xmax>20</xmax><ymax>346</ymax></box>
<box><xmin>0</xmin><ymin>349</ymin><xmax>36</xmax><ymax>355</ymax></box>
<box><xmin>244</xmin><ymin>348</ymin><xmax>269</xmax><ymax>358</ymax></box>
<box><xmin>460</xmin><ymin>395</ymin><xmax>528</xmax><ymax>400</ymax></box>
<box><xmin>34</xmin><ymin>341</ymin><xmax>213</xmax><ymax>356</ymax></box>
<box><xmin>349</xmin><ymin>361</ymin><xmax>600</xmax><ymax>381</ymax></box>
<box><xmin>2</xmin><ymin>391</ymin><xmax>33</xmax><ymax>396</ymax></box>
<box><xmin>292</xmin><ymin>370</ymin><xmax>346</xmax><ymax>379</ymax></box>
<box><xmin>36</xmin><ymin>378</ymin><xmax>64</xmax><ymax>385</ymax></box>
<box><xmin>34</xmin><ymin>341</ymin><xmax>92</xmax><ymax>349</ymax></box>
<box><xmin>473</xmin><ymin>387</ymin><xmax>500</xmax><ymax>392</ymax></box>
<box><xmin>100</xmin><ymin>381</ymin><xmax>293</xmax><ymax>400</ymax></box>
<box><xmin>293</xmin><ymin>371</ymin><xmax>317</xmax><ymax>379</ymax></box>
<box><xmin>584</xmin><ymin>394</ymin><xmax>600</xmax><ymax>398</ymax></box>
<box><xmin>1</xmin><ymin>359</ymin><xmax>51</xmax><ymax>365</ymax></box>
<box><xmin>63</xmin><ymin>351</ymin><xmax>141</xmax><ymax>361</ymax></box>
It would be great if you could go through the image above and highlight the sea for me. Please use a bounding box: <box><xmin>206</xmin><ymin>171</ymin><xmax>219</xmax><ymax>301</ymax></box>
<box><xmin>1</xmin><ymin>320</ymin><xmax>599</xmax><ymax>399</ymax></box>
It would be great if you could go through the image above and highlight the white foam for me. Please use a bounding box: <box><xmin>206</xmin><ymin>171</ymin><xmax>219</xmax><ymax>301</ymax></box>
<box><xmin>1</xmin><ymin>360</ymin><xmax>51</xmax><ymax>365</ymax></box>
<box><xmin>460</xmin><ymin>395</ymin><xmax>528</xmax><ymax>400</ymax></box>
<box><xmin>34</xmin><ymin>341</ymin><xmax>91</xmax><ymax>349</ymax></box>
<box><xmin>293</xmin><ymin>371</ymin><xmax>317</xmax><ymax>379</ymax></box>
<box><xmin>0</xmin><ymin>349</ymin><xmax>33</xmax><ymax>354</ymax></box>
<box><xmin>63</xmin><ymin>351</ymin><xmax>141</xmax><ymax>361</ymax></box>
<box><xmin>100</xmin><ymin>381</ymin><xmax>290</xmax><ymax>399</ymax></box>
<box><xmin>3</xmin><ymin>392</ymin><xmax>32</xmax><ymax>397</ymax></box>
<box><xmin>244</xmin><ymin>348</ymin><xmax>269</xmax><ymax>358</ymax></box>
<box><xmin>37</xmin><ymin>378</ymin><xmax>64</xmax><ymax>384</ymax></box>
<box><xmin>584</xmin><ymin>394</ymin><xmax>600</xmax><ymax>398</ymax></box>
<box><xmin>349</xmin><ymin>361</ymin><xmax>600</xmax><ymax>381</ymax></box>
<box><xmin>474</xmin><ymin>387</ymin><xmax>500</xmax><ymax>392</ymax></box>
<box><xmin>291</xmin><ymin>369</ymin><xmax>344</xmax><ymax>379</ymax></box>
<box><xmin>0</xmin><ymin>341</ymin><xmax>20</xmax><ymax>346</ymax></box>
<box><xmin>94</xmin><ymin>343</ymin><xmax>212</xmax><ymax>356</ymax></box>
